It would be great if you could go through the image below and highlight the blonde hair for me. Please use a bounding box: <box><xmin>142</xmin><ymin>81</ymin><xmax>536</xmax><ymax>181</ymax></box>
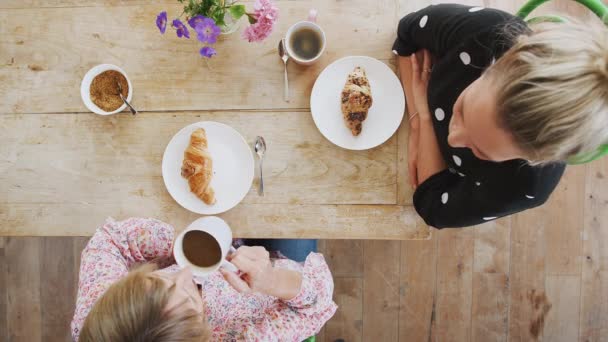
<box><xmin>78</xmin><ymin>264</ymin><xmax>210</xmax><ymax>342</ymax></box>
<box><xmin>488</xmin><ymin>19</ymin><xmax>608</xmax><ymax>163</ymax></box>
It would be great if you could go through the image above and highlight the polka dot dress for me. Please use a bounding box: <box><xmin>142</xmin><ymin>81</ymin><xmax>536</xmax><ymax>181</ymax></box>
<box><xmin>392</xmin><ymin>4</ymin><xmax>566</xmax><ymax>228</ymax></box>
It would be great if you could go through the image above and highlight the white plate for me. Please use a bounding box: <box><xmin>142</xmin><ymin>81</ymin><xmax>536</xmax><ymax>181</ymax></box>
<box><xmin>81</xmin><ymin>64</ymin><xmax>133</xmax><ymax>115</ymax></box>
<box><xmin>310</xmin><ymin>56</ymin><xmax>405</xmax><ymax>150</ymax></box>
<box><xmin>162</xmin><ymin>121</ymin><xmax>254</xmax><ymax>215</ymax></box>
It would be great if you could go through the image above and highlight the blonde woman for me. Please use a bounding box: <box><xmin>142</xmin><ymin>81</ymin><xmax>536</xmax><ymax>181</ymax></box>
<box><xmin>395</xmin><ymin>4</ymin><xmax>608</xmax><ymax>228</ymax></box>
<box><xmin>71</xmin><ymin>218</ymin><xmax>337</xmax><ymax>341</ymax></box>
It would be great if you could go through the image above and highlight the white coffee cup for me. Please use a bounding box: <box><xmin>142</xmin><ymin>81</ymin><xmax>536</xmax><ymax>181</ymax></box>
<box><xmin>173</xmin><ymin>216</ymin><xmax>238</xmax><ymax>277</ymax></box>
<box><xmin>285</xmin><ymin>20</ymin><xmax>326</xmax><ymax>66</ymax></box>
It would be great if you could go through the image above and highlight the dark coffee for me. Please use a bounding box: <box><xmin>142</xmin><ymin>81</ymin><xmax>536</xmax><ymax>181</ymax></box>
<box><xmin>289</xmin><ymin>27</ymin><xmax>322</xmax><ymax>60</ymax></box>
<box><xmin>182</xmin><ymin>230</ymin><xmax>222</xmax><ymax>267</ymax></box>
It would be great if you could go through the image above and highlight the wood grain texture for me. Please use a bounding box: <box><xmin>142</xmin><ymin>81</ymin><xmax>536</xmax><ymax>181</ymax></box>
<box><xmin>544</xmin><ymin>167</ymin><xmax>585</xmax><ymax>276</ymax></box>
<box><xmin>580</xmin><ymin>157</ymin><xmax>608</xmax><ymax>342</ymax></box>
<box><xmin>41</xmin><ymin>238</ymin><xmax>77</xmax><ymax>342</ymax></box>
<box><xmin>398</xmin><ymin>234</ymin><xmax>438</xmax><ymax>342</ymax></box>
<box><xmin>0</xmin><ymin>112</ymin><xmax>430</xmax><ymax>239</ymax></box>
<box><xmin>362</xmin><ymin>240</ymin><xmax>400</xmax><ymax>342</ymax></box>
<box><xmin>0</xmin><ymin>0</ymin><xmax>178</xmax><ymax>9</ymax></box>
<box><xmin>0</xmin><ymin>112</ymin><xmax>396</xmax><ymax>205</ymax></box>
<box><xmin>1</xmin><ymin>203</ymin><xmax>427</xmax><ymax>239</ymax></box>
<box><xmin>0</xmin><ymin>237</ymin><xmax>7</xmax><ymax>342</ymax></box>
<box><xmin>471</xmin><ymin>218</ymin><xmax>511</xmax><ymax>342</ymax></box>
<box><xmin>0</xmin><ymin>0</ymin><xmax>398</xmax><ymax>114</ymax></box>
<box><xmin>509</xmin><ymin>208</ymin><xmax>548</xmax><ymax>342</ymax></box>
<box><xmin>322</xmin><ymin>240</ymin><xmax>364</xmax><ymax>277</ymax></box>
<box><xmin>325</xmin><ymin>277</ymin><xmax>363</xmax><ymax>342</ymax></box>
<box><xmin>544</xmin><ymin>275</ymin><xmax>580</xmax><ymax>342</ymax></box>
<box><xmin>6</xmin><ymin>237</ymin><xmax>42</xmax><ymax>342</ymax></box>
<box><xmin>434</xmin><ymin>228</ymin><xmax>474</xmax><ymax>342</ymax></box>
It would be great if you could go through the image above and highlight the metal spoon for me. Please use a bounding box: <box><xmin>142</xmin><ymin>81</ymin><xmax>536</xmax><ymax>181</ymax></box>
<box><xmin>278</xmin><ymin>39</ymin><xmax>289</xmax><ymax>102</ymax></box>
<box><xmin>116</xmin><ymin>82</ymin><xmax>137</xmax><ymax>115</ymax></box>
<box><xmin>254</xmin><ymin>136</ymin><xmax>266</xmax><ymax>196</ymax></box>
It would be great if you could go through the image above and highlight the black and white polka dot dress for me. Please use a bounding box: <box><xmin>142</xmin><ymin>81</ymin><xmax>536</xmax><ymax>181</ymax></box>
<box><xmin>392</xmin><ymin>4</ymin><xmax>566</xmax><ymax>228</ymax></box>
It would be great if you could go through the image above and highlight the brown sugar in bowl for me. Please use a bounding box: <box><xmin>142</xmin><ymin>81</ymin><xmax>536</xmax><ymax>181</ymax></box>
<box><xmin>81</xmin><ymin>64</ymin><xmax>133</xmax><ymax>115</ymax></box>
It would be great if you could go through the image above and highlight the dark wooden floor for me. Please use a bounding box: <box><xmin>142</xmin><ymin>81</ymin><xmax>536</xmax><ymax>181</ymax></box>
<box><xmin>1</xmin><ymin>158</ymin><xmax>607</xmax><ymax>341</ymax></box>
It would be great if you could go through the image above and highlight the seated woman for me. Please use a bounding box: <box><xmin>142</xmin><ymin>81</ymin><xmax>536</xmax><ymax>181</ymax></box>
<box><xmin>71</xmin><ymin>218</ymin><xmax>337</xmax><ymax>341</ymax></box>
<box><xmin>395</xmin><ymin>4</ymin><xmax>608</xmax><ymax>228</ymax></box>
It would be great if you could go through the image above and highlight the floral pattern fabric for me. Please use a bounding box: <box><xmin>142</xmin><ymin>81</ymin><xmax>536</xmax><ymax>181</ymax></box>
<box><xmin>71</xmin><ymin>217</ymin><xmax>337</xmax><ymax>342</ymax></box>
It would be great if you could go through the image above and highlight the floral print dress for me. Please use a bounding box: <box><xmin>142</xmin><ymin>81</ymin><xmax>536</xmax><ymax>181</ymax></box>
<box><xmin>71</xmin><ymin>217</ymin><xmax>337</xmax><ymax>342</ymax></box>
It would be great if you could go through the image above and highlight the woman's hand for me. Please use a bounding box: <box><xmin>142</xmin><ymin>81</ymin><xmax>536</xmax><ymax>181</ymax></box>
<box><xmin>410</xmin><ymin>49</ymin><xmax>433</xmax><ymax>120</ymax></box>
<box><xmin>220</xmin><ymin>246</ymin><xmax>302</xmax><ymax>300</ymax></box>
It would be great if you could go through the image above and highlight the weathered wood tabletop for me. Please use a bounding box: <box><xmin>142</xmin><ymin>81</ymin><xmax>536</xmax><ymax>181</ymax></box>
<box><xmin>0</xmin><ymin>0</ymin><xmax>434</xmax><ymax>239</ymax></box>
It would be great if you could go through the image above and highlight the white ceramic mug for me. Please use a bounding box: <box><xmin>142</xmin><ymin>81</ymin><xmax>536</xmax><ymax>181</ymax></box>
<box><xmin>173</xmin><ymin>216</ymin><xmax>238</xmax><ymax>276</ymax></box>
<box><xmin>285</xmin><ymin>18</ymin><xmax>326</xmax><ymax>66</ymax></box>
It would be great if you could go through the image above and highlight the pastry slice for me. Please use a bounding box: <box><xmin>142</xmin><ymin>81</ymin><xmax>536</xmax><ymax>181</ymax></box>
<box><xmin>340</xmin><ymin>67</ymin><xmax>373</xmax><ymax>136</ymax></box>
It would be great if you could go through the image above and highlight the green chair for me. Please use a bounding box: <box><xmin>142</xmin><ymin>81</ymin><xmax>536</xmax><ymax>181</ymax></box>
<box><xmin>516</xmin><ymin>0</ymin><xmax>608</xmax><ymax>164</ymax></box>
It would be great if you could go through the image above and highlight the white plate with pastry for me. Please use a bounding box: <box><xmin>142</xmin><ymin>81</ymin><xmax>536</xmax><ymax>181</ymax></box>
<box><xmin>162</xmin><ymin>121</ymin><xmax>254</xmax><ymax>215</ymax></box>
<box><xmin>310</xmin><ymin>56</ymin><xmax>405</xmax><ymax>150</ymax></box>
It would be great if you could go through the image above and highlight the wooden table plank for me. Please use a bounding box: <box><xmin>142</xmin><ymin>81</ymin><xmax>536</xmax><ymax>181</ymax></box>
<box><xmin>0</xmin><ymin>112</ymin><xmax>397</xmax><ymax>205</ymax></box>
<box><xmin>0</xmin><ymin>111</ymin><xmax>427</xmax><ymax>238</ymax></box>
<box><xmin>0</xmin><ymin>238</ymin><xmax>7</xmax><ymax>342</ymax></box>
<box><xmin>508</xmin><ymin>208</ymin><xmax>549</xmax><ymax>341</ymax></box>
<box><xmin>544</xmin><ymin>167</ymin><xmax>585</xmax><ymax>276</ymax></box>
<box><xmin>471</xmin><ymin>218</ymin><xmax>511</xmax><ymax>342</ymax></box>
<box><xmin>434</xmin><ymin>228</ymin><xmax>474</xmax><ymax>342</ymax></box>
<box><xmin>1</xmin><ymin>202</ymin><xmax>429</xmax><ymax>239</ymax></box>
<box><xmin>6</xmin><ymin>237</ymin><xmax>42</xmax><ymax>342</ymax></box>
<box><xmin>544</xmin><ymin>275</ymin><xmax>581</xmax><ymax>342</ymax></box>
<box><xmin>322</xmin><ymin>240</ymin><xmax>364</xmax><ymax>277</ymax></box>
<box><xmin>325</xmin><ymin>277</ymin><xmax>363</xmax><ymax>342</ymax></box>
<box><xmin>580</xmin><ymin>158</ymin><xmax>608</xmax><ymax>341</ymax></box>
<box><xmin>398</xmin><ymin>235</ymin><xmax>438</xmax><ymax>342</ymax></box>
<box><xmin>0</xmin><ymin>0</ymin><xmax>176</xmax><ymax>9</ymax></box>
<box><xmin>41</xmin><ymin>237</ymin><xmax>78</xmax><ymax>342</ymax></box>
<box><xmin>362</xmin><ymin>240</ymin><xmax>400</xmax><ymax>341</ymax></box>
<box><xmin>0</xmin><ymin>0</ymin><xmax>398</xmax><ymax>114</ymax></box>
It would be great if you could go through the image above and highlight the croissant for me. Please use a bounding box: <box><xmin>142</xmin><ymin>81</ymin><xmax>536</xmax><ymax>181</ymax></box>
<box><xmin>341</xmin><ymin>66</ymin><xmax>373</xmax><ymax>136</ymax></box>
<box><xmin>181</xmin><ymin>128</ymin><xmax>216</xmax><ymax>205</ymax></box>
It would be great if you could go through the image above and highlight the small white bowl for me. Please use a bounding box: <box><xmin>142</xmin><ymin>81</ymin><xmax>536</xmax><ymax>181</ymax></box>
<box><xmin>81</xmin><ymin>64</ymin><xmax>133</xmax><ymax>115</ymax></box>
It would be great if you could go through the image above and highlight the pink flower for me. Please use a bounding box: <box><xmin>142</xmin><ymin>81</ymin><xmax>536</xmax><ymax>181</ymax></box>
<box><xmin>242</xmin><ymin>0</ymin><xmax>279</xmax><ymax>43</ymax></box>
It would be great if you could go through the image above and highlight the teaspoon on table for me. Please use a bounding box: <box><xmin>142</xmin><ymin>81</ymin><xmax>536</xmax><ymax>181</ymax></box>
<box><xmin>254</xmin><ymin>136</ymin><xmax>266</xmax><ymax>196</ymax></box>
<box><xmin>116</xmin><ymin>82</ymin><xmax>138</xmax><ymax>115</ymax></box>
<box><xmin>278</xmin><ymin>39</ymin><xmax>289</xmax><ymax>102</ymax></box>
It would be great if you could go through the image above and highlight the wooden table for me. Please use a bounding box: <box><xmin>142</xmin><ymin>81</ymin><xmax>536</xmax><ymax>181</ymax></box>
<box><xmin>0</xmin><ymin>0</ymin><xmax>432</xmax><ymax>239</ymax></box>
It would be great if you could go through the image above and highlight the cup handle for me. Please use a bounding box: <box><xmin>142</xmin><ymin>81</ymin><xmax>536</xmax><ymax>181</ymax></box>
<box><xmin>221</xmin><ymin>246</ymin><xmax>239</xmax><ymax>273</ymax></box>
<box><xmin>308</xmin><ymin>8</ymin><xmax>318</xmax><ymax>22</ymax></box>
<box><xmin>221</xmin><ymin>260</ymin><xmax>239</xmax><ymax>273</ymax></box>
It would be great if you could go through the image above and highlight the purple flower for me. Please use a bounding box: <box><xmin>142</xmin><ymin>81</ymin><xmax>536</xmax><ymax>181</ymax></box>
<box><xmin>187</xmin><ymin>15</ymin><xmax>207</xmax><ymax>29</ymax></box>
<box><xmin>200</xmin><ymin>46</ymin><xmax>217</xmax><ymax>58</ymax></box>
<box><xmin>172</xmin><ymin>19</ymin><xmax>190</xmax><ymax>39</ymax></box>
<box><xmin>156</xmin><ymin>11</ymin><xmax>167</xmax><ymax>34</ymax></box>
<box><xmin>189</xmin><ymin>16</ymin><xmax>221</xmax><ymax>44</ymax></box>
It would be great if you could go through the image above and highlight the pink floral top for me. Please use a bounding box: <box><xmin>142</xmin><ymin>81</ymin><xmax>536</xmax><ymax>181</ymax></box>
<box><xmin>71</xmin><ymin>218</ymin><xmax>337</xmax><ymax>342</ymax></box>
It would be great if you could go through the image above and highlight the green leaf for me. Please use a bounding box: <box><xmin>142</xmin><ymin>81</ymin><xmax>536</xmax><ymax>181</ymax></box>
<box><xmin>247</xmin><ymin>13</ymin><xmax>257</xmax><ymax>24</ymax></box>
<box><xmin>228</xmin><ymin>4</ymin><xmax>246</xmax><ymax>20</ymax></box>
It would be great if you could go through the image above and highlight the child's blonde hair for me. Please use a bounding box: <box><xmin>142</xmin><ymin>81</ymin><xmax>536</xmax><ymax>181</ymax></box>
<box><xmin>489</xmin><ymin>19</ymin><xmax>608</xmax><ymax>163</ymax></box>
<box><xmin>78</xmin><ymin>264</ymin><xmax>210</xmax><ymax>342</ymax></box>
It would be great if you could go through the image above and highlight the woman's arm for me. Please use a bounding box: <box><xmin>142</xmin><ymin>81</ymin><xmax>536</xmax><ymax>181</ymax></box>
<box><xmin>398</xmin><ymin>54</ymin><xmax>421</xmax><ymax>187</ymax></box>
<box><xmin>221</xmin><ymin>248</ymin><xmax>338</xmax><ymax>341</ymax></box>
<box><xmin>413</xmin><ymin>162</ymin><xmax>565</xmax><ymax>228</ymax></box>
<box><xmin>246</xmin><ymin>254</ymin><xmax>338</xmax><ymax>341</ymax></box>
<box><xmin>410</xmin><ymin>51</ymin><xmax>446</xmax><ymax>184</ymax></box>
